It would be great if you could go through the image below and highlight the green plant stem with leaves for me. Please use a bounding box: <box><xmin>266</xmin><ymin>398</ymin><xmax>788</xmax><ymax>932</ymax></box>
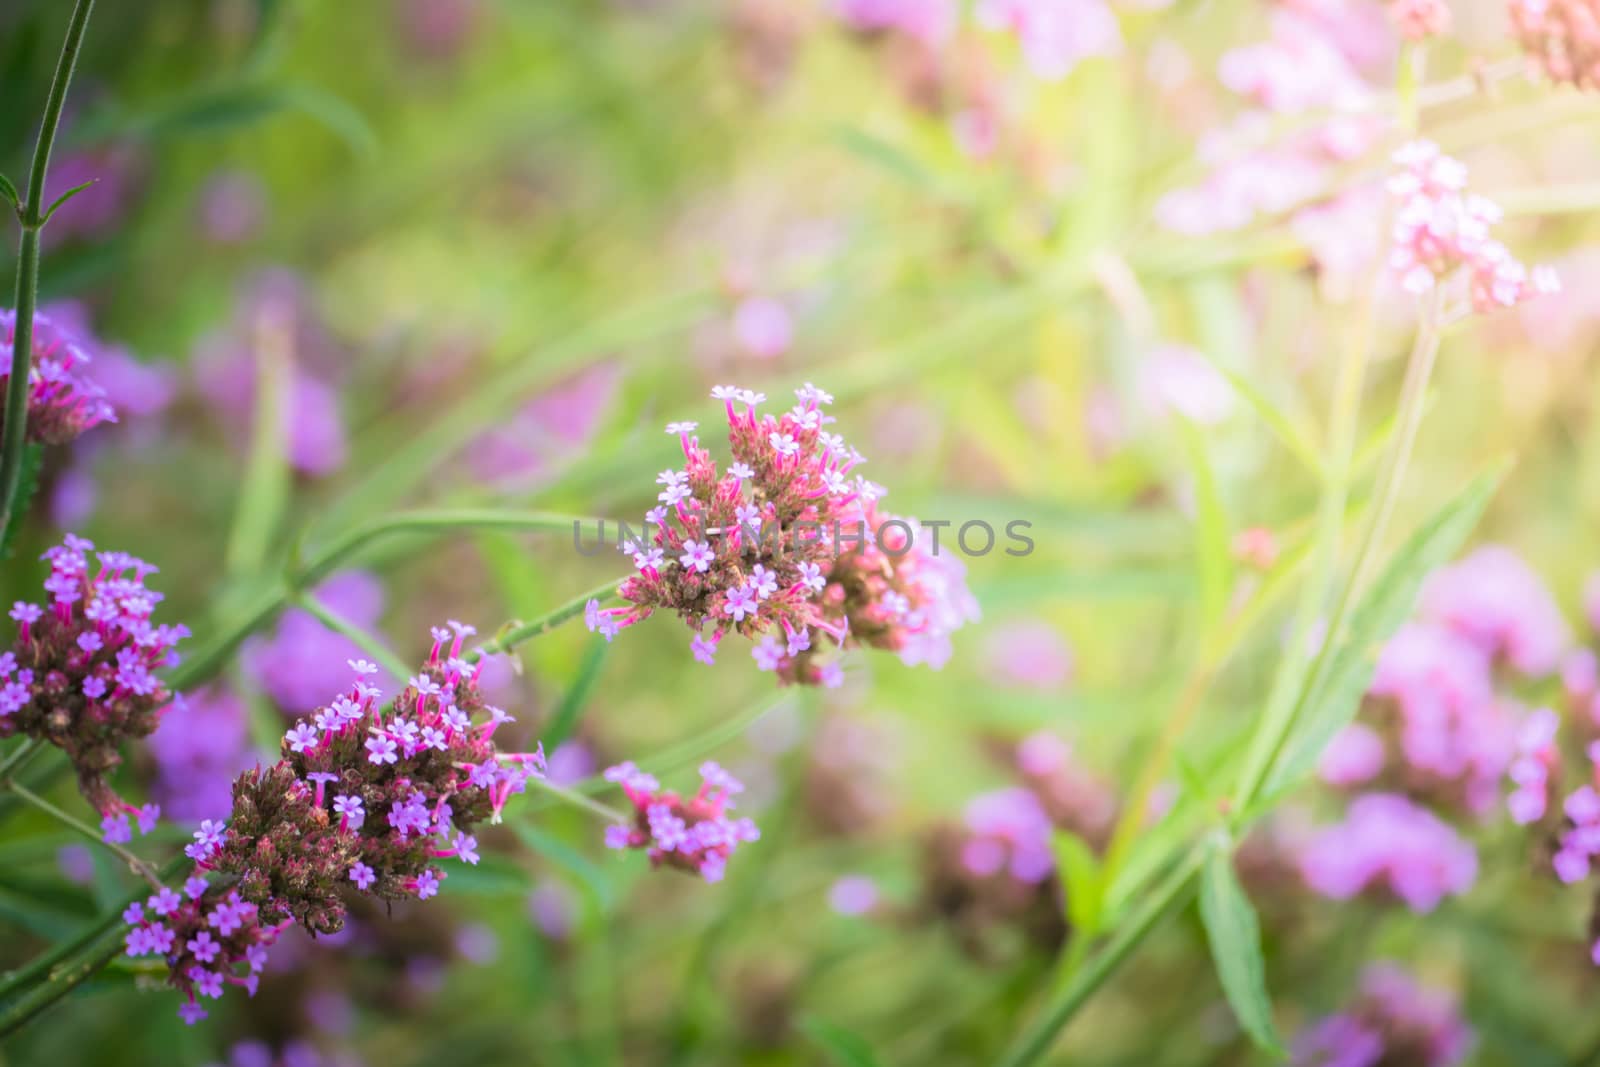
<box><xmin>998</xmin><ymin>284</ymin><xmax>1456</xmax><ymax>1067</ymax></box>
<box><xmin>171</xmin><ymin>508</ymin><xmax>601</xmax><ymax>690</ymax></box>
<box><xmin>0</xmin><ymin>0</ymin><xmax>96</xmax><ymax>543</ymax></box>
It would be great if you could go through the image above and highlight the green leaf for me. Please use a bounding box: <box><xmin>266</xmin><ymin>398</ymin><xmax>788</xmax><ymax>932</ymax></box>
<box><xmin>1175</xmin><ymin>417</ymin><xmax>1231</xmax><ymax>627</ymax></box>
<box><xmin>1199</xmin><ymin>843</ymin><xmax>1284</xmax><ymax>1055</ymax></box>
<box><xmin>543</xmin><ymin>639</ymin><xmax>607</xmax><ymax>748</ymax></box>
<box><xmin>509</xmin><ymin>822</ymin><xmax>614</xmax><ymax>911</ymax></box>
<box><xmin>0</xmin><ymin>172</ymin><xmax>18</xmax><ymax>213</ymax></box>
<box><xmin>1262</xmin><ymin>465</ymin><xmax>1503</xmax><ymax>795</ymax></box>
<box><xmin>443</xmin><ymin>855</ymin><xmax>532</xmax><ymax>896</ymax></box>
<box><xmin>1051</xmin><ymin>830</ymin><xmax>1103</xmax><ymax>935</ymax></box>
<box><xmin>81</xmin><ymin>81</ymin><xmax>376</xmax><ymax>157</ymax></box>
<box><xmin>1200</xmin><ymin>357</ymin><xmax>1323</xmax><ymax>477</ymax></box>
<box><xmin>36</xmin><ymin>178</ymin><xmax>96</xmax><ymax>226</ymax></box>
<box><xmin>0</xmin><ymin>444</ymin><xmax>41</xmax><ymax>559</ymax></box>
<box><xmin>831</xmin><ymin>126</ymin><xmax>942</xmax><ymax>193</ymax></box>
<box><xmin>799</xmin><ymin>1017</ymin><xmax>885</xmax><ymax>1067</ymax></box>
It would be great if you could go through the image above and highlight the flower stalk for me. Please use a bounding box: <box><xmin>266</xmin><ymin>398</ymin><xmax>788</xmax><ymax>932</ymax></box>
<box><xmin>0</xmin><ymin>0</ymin><xmax>95</xmax><ymax>542</ymax></box>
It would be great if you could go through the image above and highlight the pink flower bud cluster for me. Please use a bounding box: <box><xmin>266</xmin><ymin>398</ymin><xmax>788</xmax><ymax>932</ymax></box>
<box><xmin>0</xmin><ymin>309</ymin><xmax>116</xmax><ymax>446</ymax></box>
<box><xmin>588</xmin><ymin>383</ymin><xmax>977</xmax><ymax>686</ymax></box>
<box><xmin>1291</xmin><ymin>963</ymin><xmax>1473</xmax><ymax>1067</ymax></box>
<box><xmin>1</xmin><ymin>535</ymin><xmax>186</xmax><ymax>818</ymax></box>
<box><xmin>603</xmin><ymin>761</ymin><xmax>760</xmax><ymax>883</ymax></box>
<box><xmin>1387</xmin><ymin>0</ymin><xmax>1451</xmax><ymax>39</ymax></box>
<box><xmin>140</xmin><ymin>623</ymin><xmax>546</xmax><ymax>1023</ymax></box>
<box><xmin>1156</xmin><ymin>12</ymin><xmax>1385</xmax><ymax>237</ymax></box>
<box><xmin>1509</xmin><ymin>0</ymin><xmax>1600</xmax><ymax>90</ymax></box>
<box><xmin>1387</xmin><ymin>141</ymin><xmax>1560</xmax><ymax>311</ymax></box>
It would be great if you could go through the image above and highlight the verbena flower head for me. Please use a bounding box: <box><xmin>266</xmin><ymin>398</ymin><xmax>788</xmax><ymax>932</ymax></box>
<box><xmin>1298</xmin><ymin>792</ymin><xmax>1477</xmax><ymax>912</ymax></box>
<box><xmin>0</xmin><ymin>309</ymin><xmax>116</xmax><ymax>445</ymax></box>
<box><xmin>147</xmin><ymin>622</ymin><xmax>545</xmax><ymax>1022</ymax></box>
<box><xmin>1510</xmin><ymin>0</ymin><xmax>1600</xmax><ymax>90</ymax></box>
<box><xmin>1418</xmin><ymin>545</ymin><xmax>1569</xmax><ymax>676</ymax></box>
<box><xmin>1291</xmin><ymin>963</ymin><xmax>1473</xmax><ymax>1067</ymax></box>
<box><xmin>1387</xmin><ymin>141</ymin><xmax>1560</xmax><ymax>312</ymax></box>
<box><xmin>1326</xmin><ymin>622</ymin><xmax>1519</xmax><ymax>814</ymax></box>
<box><xmin>1</xmin><ymin>535</ymin><xmax>185</xmax><ymax>817</ymax></box>
<box><xmin>589</xmin><ymin>384</ymin><xmax>978</xmax><ymax>685</ymax></box>
<box><xmin>959</xmin><ymin>787</ymin><xmax>1055</xmax><ymax>884</ymax></box>
<box><xmin>123</xmin><ymin>881</ymin><xmax>285</xmax><ymax>1026</ymax></box>
<box><xmin>603</xmin><ymin>760</ymin><xmax>759</xmax><ymax>883</ymax></box>
<box><xmin>975</xmin><ymin>0</ymin><xmax>1122</xmax><ymax>81</ymax></box>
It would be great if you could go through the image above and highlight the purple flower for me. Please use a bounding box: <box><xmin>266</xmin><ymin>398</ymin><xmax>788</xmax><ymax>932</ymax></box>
<box><xmin>365</xmin><ymin>735</ymin><xmax>399</xmax><ymax>765</ymax></box>
<box><xmin>186</xmin><ymin>930</ymin><xmax>221</xmax><ymax>964</ymax></box>
<box><xmin>350</xmin><ymin>862</ymin><xmax>376</xmax><ymax>891</ymax></box>
<box><xmin>1298</xmin><ymin>793</ymin><xmax>1477</xmax><ymax>912</ymax></box>
<box><xmin>285</xmin><ymin>722</ymin><xmax>319</xmax><ymax>754</ymax></box>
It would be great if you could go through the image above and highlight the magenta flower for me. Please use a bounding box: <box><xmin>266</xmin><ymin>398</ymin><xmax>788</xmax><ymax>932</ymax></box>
<box><xmin>0</xmin><ymin>309</ymin><xmax>115</xmax><ymax>446</ymax></box>
<box><xmin>1298</xmin><ymin>793</ymin><xmax>1477</xmax><ymax>912</ymax></box>
<box><xmin>592</xmin><ymin>384</ymin><xmax>978</xmax><ymax>686</ymax></box>
<box><xmin>603</xmin><ymin>761</ymin><xmax>759</xmax><ymax>883</ymax></box>
<box><xmin>1</xmin><ymin>536</ymin><xmax>185</xmax><ymax>818</ymax></box>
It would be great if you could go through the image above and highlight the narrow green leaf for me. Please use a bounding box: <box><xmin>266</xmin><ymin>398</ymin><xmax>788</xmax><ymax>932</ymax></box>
<box><xmin>831</xmin><ymin>126</ymin><xmax>940</xmax><ymax>192</ymax></box>
<box><xmin>0</xmin><ymin>172</ymin><xmax>19</xmax><ymax>213</ymax></box>
<box><xmin>799</xmin><ymin>1017</ymin><xmax>885</xmax><ymax>1067</ymax></box>
<box><xmin>36</xmin><ymin>178</ymin><xmax>96</xmax><ymax>226</ymax></box>
<box><xmin>80</xmin><ymin>81</ymin><xmax>376</xmax><ymax>157</ymax></box>
<box><xmin>1175</xmin><ymin>417</ymin><xmax>1231</xmax><ymax>627</ymax></box>
<box><xmin>509</xmin><ymin>822</ymin><xmax>614</xmax><ymax>911</ymax></box>
<box><xmin>0</xmin><ymin>444</ymin><xmax>42</xmax><ymax>559</ymax></box>
<box><xmin>544</xmin><ymin>640</ymin><xmax>608</xmax><ymax>748</ymax></box>
<box><xmin>1201</xmin><ymin>357</ymin><xmax>1323</xmax><ymax>477</ymax></box>
<box><xmin>1199</xmin><ymin>844</ymin><xmax>1284</xmax><ymax>1055</ymax></box>
<box><xmin>1263</xmin><ymin>465</ymin><xmax>1503</xmax><ymax>795</ymax></box>
<box><xmin>1051</xmin><ymin>830</ymin><xmax>1103</xmax><ymax>935</ymax></box>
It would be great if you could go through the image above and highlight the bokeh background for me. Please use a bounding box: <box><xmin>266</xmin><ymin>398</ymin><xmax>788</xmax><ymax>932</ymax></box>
<box><xmin>1</xmin><ymin>0</ymin><xmax>1599</xmax><ymax>1064</ymax></box>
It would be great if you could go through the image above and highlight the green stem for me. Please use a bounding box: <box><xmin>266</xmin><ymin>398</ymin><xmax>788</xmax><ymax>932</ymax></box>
<box><xmin>168</xmin><ymin>509</ymin><xmax>597</xmax><ymax>691</ymax></box>
<box><xmin>472</xmin><ymin>577</ymin><xmax>624</xmax><ymax>661</ymax></box>
<box><xmin>4</xmin><ymin>779</ymin><xmax>161</xmax><ymax>889</ymax></box>
<box><xmin>0</xmin><ymin>855</ymin><xmax>186</xmax><ymax>1037</ymax></box>
<box><xmin>997</xmin><ymin>846</ymin><xmax>1206</xmax><ymax>1067</ymax></box>
<box><xmin>1231</xmin><ymin>221</ymin><xmax>1385</xmax><ymax>809</ymax></box>
<box><xmin>0</xmin><ymin>0</ymin><xmax>96</xmax><ymax>541</ymax></box>
<box><xmin>521</xmin><ymin>773</ymin><xmax>628</xmax><ymax>824</ymax></box>
<box><xmin>296</xmin><ymin>592</ymin><xmax>410</xmax><ymax>681</ymax></box>
<box><xmin>1236</xmin><ymin>290</ymin><xmax>1444</xmax><ymax>811</ymax></box>
<box><xmin>0</xmin><ymin>738</ymin><xmax>41</xmax><ymax>781</ymax></box>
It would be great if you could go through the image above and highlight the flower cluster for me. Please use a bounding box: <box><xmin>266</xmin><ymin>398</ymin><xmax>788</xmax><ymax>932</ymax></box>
<box><xmin>1</xmin><ymin>535</ymin><xmax>186</xmax><ymax>820</ymax></box>
<box><xmin>0</xmin><ymin>308</ymin><xmax>116</xmax><ymax>446</ymax></box>
<box><xmin>957</xmin><ymin>787</ymin><xmax>1054</xmax><ymax>884</ymax></box>
<box><xmin>135</xmin><ymin>622</ymin><xmax>545</xmax><ymax>1022</ymax></box>
<box><xmin>1291</xmin><ymin>963</ymin><xmax>1473</xmax><ymax>1067</ymax></box>
<box><xmin>1509</xmin><ymin>0</ymin><xmax>1600</xmax><ymax>90</ymax></box>
<box><xmin>1319</xmin><ymin>622</ymin><xmax>1519</xmax><ymax>815</ymax></box>
<box><xmin>919</xmin><ymin>732</ymin><xmax>1116</xmax><ymax>960</ymax></box>
<box><xmin>1387</xmin><ymin>0</ymin><xmax>1451</xmax><ymax>40</ymax></box>
<box><xmin>1387</xmin><ymin>141</ymin><xmax>1560</xmax><ymax>311</ymax></box>
<box><xmin>1156</xmin><ymin>10</ymin><xmax>1384</xmax><ymax>239</ymax></box>
<box><xmin>1311</xmin><ymin>546</ymin><xmax>1570</xmax><ymax>912</ymax></box>
<box><xmin>1297</xmin><ymin>793</ymin><xmax>1478</xmax><ymax>912</ymax></box>
<box><xmin>122</xmin><ymin>880</ymin><xmax>285</xmax><ymax>1026</ymax></box>
<box><xmin>588</xmin><ymin>384</ymin><xmax>977</xmax><ymax>686</ymax></box>
<box><xmin>603</xmin><ymin>761</ymin><xmax>759</xmax><ymax>883</ymax></box>
<box><xmin>974</xmin><ymin>0</ymin><xmax>1121</xmax><ymax>82</ymax></box>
